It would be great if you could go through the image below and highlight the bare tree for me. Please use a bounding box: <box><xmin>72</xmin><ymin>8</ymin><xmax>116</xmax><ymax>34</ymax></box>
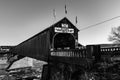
<box><xmin>108</xmin><ymin>26</ymin><xmax>120</xmax><ymax>43</ymax></box>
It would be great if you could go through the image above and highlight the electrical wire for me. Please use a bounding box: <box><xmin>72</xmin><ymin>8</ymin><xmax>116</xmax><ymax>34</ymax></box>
<box><xmin>80</xmin><ymin>16</ymin><xmax>120</xmax><ymax>31</ymax></box>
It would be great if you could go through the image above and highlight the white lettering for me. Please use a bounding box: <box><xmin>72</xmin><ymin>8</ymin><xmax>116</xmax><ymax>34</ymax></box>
<box><xmin>55</xmin><ymin>27</ymin><xmax>74</xmax><ymax>33</ymax></box>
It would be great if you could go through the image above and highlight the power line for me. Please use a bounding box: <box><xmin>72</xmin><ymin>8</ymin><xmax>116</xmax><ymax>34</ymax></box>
<box><xmin>80</xmin><ymin>16</ymin><xmax>120</xmax><ymax>31</ymax></box>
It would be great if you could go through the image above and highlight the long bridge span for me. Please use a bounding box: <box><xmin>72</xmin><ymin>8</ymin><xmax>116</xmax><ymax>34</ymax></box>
<box><xmin>9</xmin><ymin>17</ymin><xmax>120</xmax><ymax>80</ymax></box>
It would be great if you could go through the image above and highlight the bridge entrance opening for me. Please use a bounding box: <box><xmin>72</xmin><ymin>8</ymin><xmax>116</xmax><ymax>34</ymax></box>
<box><xmin>53</xmin><ymin>33</ymin><xmax>75</xmax><ymax>50</ymax></box>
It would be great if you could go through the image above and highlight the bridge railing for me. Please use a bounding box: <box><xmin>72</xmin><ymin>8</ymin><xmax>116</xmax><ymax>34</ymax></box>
<box><xmin>50</xmin><ymin>49</ymin><xmax>87</xmax><ymax>58</ymax></box>
<box><xmin>100</xmin><ymin>47</ymin><xmax>120</xmax><ymax>55</ymax></box>
<box><xmin>50</xmin><ymin>46</ymin><xmax>120</xmax><ymax>60</ymax></box>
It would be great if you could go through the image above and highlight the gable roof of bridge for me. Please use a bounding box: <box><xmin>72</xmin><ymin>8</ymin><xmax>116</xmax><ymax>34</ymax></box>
<box><xmin>27</xmin><ymin>17</ymin><xmax>79</xmax><ymax>41</ymax></box>
<box><xmin>49</xmin><ymin>17</ymin><xmax>79</xmax><ymax>31</ymax></box>
<box><xmin>15</xmin><ymin>17</ymin><xmax>80</xmax><ymax>50</ymax></box>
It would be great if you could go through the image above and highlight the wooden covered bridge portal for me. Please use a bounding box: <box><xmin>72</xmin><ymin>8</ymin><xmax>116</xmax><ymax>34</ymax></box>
<box><xmin>10</xmin><ymin>17</ymin><xmax>120</xmax><ymax>80</ymax></box>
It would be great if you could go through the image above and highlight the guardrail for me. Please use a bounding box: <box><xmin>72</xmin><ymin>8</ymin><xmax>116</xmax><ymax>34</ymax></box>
<box><xmin>50</xmin><ymin>46</ymin><xmax>120</xmax><ymax>60</ymax></box>
<box><xmin>100</xmin><ymin>47</ymin><xmax>120</xmax><ymax>55</ymax></box>
<box><xmin>50</xmin><ymin>49</ymin><xmax>87</xmax><ymax>58</ymax></box>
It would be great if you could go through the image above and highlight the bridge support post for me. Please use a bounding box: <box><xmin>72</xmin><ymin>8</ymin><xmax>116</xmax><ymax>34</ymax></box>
<box><xmin>41</xmin><ymin>62</ymin><xmax>73</xmax><ymax>80</ymax></box>
<box><xmin>86</xmin><ymin>45</ymin><xmax>101</xmax><ymax>62</ymax></box>
<box><xmin>41</xmin><ymin>62</ymin><xmax>99</xmax><ymax>80</ymax></box>
<box><xmin>49</xmin><ymin>63</ymin><xmax>72</xmax><ymax>80</ymax></box>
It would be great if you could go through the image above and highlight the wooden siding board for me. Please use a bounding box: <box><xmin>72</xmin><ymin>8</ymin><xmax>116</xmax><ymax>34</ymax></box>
<box><xmin>13</xmin><ymin>31</ymin><xmax>50</xmax><ymax>61</ymax></box>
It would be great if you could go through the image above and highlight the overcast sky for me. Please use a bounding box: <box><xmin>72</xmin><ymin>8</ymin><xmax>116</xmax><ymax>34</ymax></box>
<box><xmin>0</xmin><ymin>0</ymin><xmax>120</xmax><ymax>46</ymax></box>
